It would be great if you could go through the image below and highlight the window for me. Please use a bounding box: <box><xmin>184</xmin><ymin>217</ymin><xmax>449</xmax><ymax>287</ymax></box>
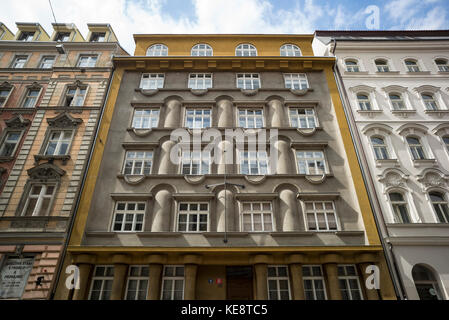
<box><xmin>345</xmin><ymin>60</ymin><xmax>360</xmax><ymax>72</ymax></box>
<box><xmin>112</xmin><ymin>202</ymin><xmax>146</xmax><ymax>232</ymax></box>
<box><xmin>177</xmin><ymin>203</ymin><xmax>208</xmax><ymax>232</ymax></box>
<box><xmin>371</xmin><ymin>136</ymin><xmax>389</xmax><ymax>160</ymax></box>
<box><xmin>21</xmin><ymin>184</ymin><xmax>56</xmax><ymax>216</ymax></box>
<box><xmin>140</xmin><ymin>73</ymin><xmax>164</xmax><ymax>90</ymax></box>
<box><xmin>405</xmin><ymin>59</ymin><xmax>420</xmax><ymax>72</ymax></box>
<box><xmin>389</xmin><ymin>192</ymin><xmax>410</xmax><ymax>223</ymax></box>
<box><xmin>389</xmin><ymin>93</ymin><xmax>406</xmax><ymax>110</ymax></box>
<box><xmin>284</xmin><ymin>73</ymin><xmax>308</xmax><ymax>90</ymax></box>
<box><xmin>64</xmin><ymin>87</ymin><xmax>87</xmax><ymax>106</ymax></box>
<box><xmin>289</xmin><ymin>108</ymin><xmax>316</xmax><ymax>129</ymax></box>
<box><xmin>241</xmin><ymin>202</ymin><xmax>273</xmax><ymax>232</ymax></box>
<box><xmin>304</xmin><ymin>201</ymin><xmax>338</xmax><ymax>231</ymax></box>
<box><xmin>429</xmin><ymin>192</ymin><xmax>449</xmax><ymax>223</ymax></box>
<box><xmin>122</xmin><ymin>151</ymin><xmax>153</xmax><ymax>175</ymax></box>
<box><xmin>421</xmin><ymin>94</ymin><xmax>438</xmax><ymax>111</ymax></box>
<box><xmin>267</xmin><ymin>266</ymin><xmax>290</xmax><ymax>300</ymax></box>
<box><xmin>357</xmin><ymin>94</ymin><xmax>372</xmax><ymax>111</ymax></box>
<box><xmin>296</xmin><ymin>151</ymin><xmax>326</xmax><ymax>175</ymax></box>
<box><xmin>0</xmin><ymin>88</ymin><xmax>12</xmax><ymax>107</ymax></box>
<box><xmin>443</xmin><ymin>136</ymin><xmax>449</xmax><ymax>152</ymax></box>
<box><xmin>18</xmin><ymin>31</ymin><xmax>34</xmax><ymax>41</ymax></box>
<box><xmin>77</xmin><ymin>55</ymin><xmax>97</xmax><ymax>68</ymax></box>
<box><xmin>407</xmin><ymin>136</ymin><xmax>426</xmax><ymax>160</ymax></box>
<box><xmin>239</xmin><ymin>150</ymin><xmax>269</xmax><ymax>175</ymax></box>
<box><xmin>39</xmin><ymin>56</ymin><xmax>55</xmax><ymax>69</ymax></box>
<box><xmin>147</xmin><ymin>44</ymin><xmax>168</xmax><ymax>56</ymax></box>
<box><xmin>125</xmin><ymin>266</ymin><xmax>149</xmax><ymax>300</ymax></box>
<box><xmin>191</xmin><ymin>44</ymin><xmax>213</xmax><ymax>56</ymax></box>
<box><xmin>280</xmin><ymin>44</ymin><xmax>301</xmax><ymax>56</ymax></box>
<box><xmin>90</xmin><ymin>32</ymin><xmax>106</xmax><ymax>42</ymax></box>
<box><xmin>185</xmin><ymin>109</ymin><xmax>211</xmax><ymax>129</ymax></box>
<box><xmin>375</xmin><ymin>59</ymin><xmax>389</xmax><ymax>72</ymax></box>
<box><xmin>181</xmin><ymin>150</ymin><xmax>210</xmax><ymax>175</ymax></box>
<box><xmin>44</xmin><ymin>130</ymin><xmax>73</xmax><ymax>155</ymax></box>
<box><xmin>236</xmin><ymin>73</ymin><xmax>260</xmax><ymax>90</ymax></box>
<box><xmin>88</xmin><ymin>266</ymin><xmax>114</xmax><ymax>300</ymax></box>
<box><xmin>302</xmin><ymin>265</ymin><xmax>327</xmax><ymax>300</ymax></box>
<box><xmin>238</xmin><ymin>108</ymin><xmax>263</xmax><ymax>128</ymax></box>
<box><xmin>12</xmin><ymin>56</ymin><xmax>27</xmax><ymax>68</ymax></box>
<box><xmin>22</xmin><ymin>88</ymin><xmax>40</xmax><ymax>108</ymax></box>
<box><xmin>132</xmin><ymin>109</ymin><xmax>159</xmax><ymax>129</ymax></box>
<box><xmin>161</xmin><ymin>266</ymin><xmax>184</xmax><ymax>300</ymax></box>
<box><xmin>188</xmin><ymin>74</ymin><xmax>212</xmax><ymax>90</ymax></box>
<box><xmin>412</xmin><ymin>265</ymin><xmax>443</xmax><ymax>300</ymax></box>
<box><xmin>0</xmin><ymin>132</ymin><xmax>21</xmax><ymax>157</ymax></box>
<box><xmin>54</xmin><ymin>32</ymin><xmax>70</xmax><ymax>42</ymax></box>
<box><xmin>235</xmin><ymin>43</ymin><xmax>257</xmax><ymax>56</ymax></box>
<box><xmin>435</xmin><ymin>59</ymin><xmax>449</xmax><ymax>72</ymax></box>
<box><xmin>338</xmin><ymin>265</ymin><xmax>363</xmax><ymax>300</ymax></box>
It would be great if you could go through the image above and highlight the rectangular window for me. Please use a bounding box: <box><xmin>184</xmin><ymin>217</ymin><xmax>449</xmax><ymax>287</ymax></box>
<box><xmin>161</xmin><ymin>266</ymin><xmax>184</xmax><ymax>300</ymax></box>
<box><xmin>90</xmin><ymin>32</ymin><xmax>106</xmax><ymax>42</ymax></box>
<box><xmin>44</xmin><ymin>130</ymin><xmax>73</xmax><ymax>155</ymax></box>
<box><xmin>338</xmin><ymin>265</ymin><xmax>363</xmax><ymax>300</ymax></box>
<box><xmin>302</xmin><ymin>265</ymin><xmax>327</xmax><ymax>300</ymax></box>
<box><xmin>0</xmin><ymin>88</ymin><xmax>12</xmax><ymax>107</ymax></box>
<box><xmin>267</xmin><ymin>266</ymin><xmax>291</xmax><ymax>300</ymax></box>
<box><xmin>305</xmin><ymin>201</ymin><xmax>338</xmax><ymax>231</ymax></box>
<box><xmin>125</xmin><ymin>265</ymin><xmax>149</xmax><ymax>300</ymax></box>
<box><xmin>241</xmin><ymin>202</ymin><xmax>273</xmax><ymax>232</ymax></box>
<box><xmin>39</xmin><ymin>56</ymin><xmax>55</xmax><ymax>69</ymax></box>
<box><xmin>236</xmin><ymin>73</ymin><xmax>260</xmax><ymax>90</ymax></box>
<box><xmin>132</xmin><ymin>109</ymin><xmax>159</xmax><ymax>129</ymax></box>
<box><xmin>185</xmin><ymin>109</ymin><xmax>211</xmax><ymax>129</ymax></box>
<box><xmin>239</xmin><ymin>150</ymin><xmax>269</xmax><ymax>175</ymax></box>
<box><xmin>22</xmin><ymin>88</ymin><xmax>40</xmax><ymax>108</ymax></box>
<box><xmin>21</xmin><ymin>184</ymin><xmax>56</xmax><ymax>216</ymax></box>
<box><xmin>296</xmin><ymin>151</ymin><xmax>326</xmax><ymax>175</ymax></box>
<box><xmin>77</xmin><ymin>55</ymin><xmax>97</xmax><ymax>68</ymax></box>
<box><xmin>238</xmin><ymin>108</ymin><xmax>264</xmax><ymax>128</ymax></box>
<box><xmin>177</xmin><ymin>203</ymin><xmax>208</xmax><ymax>232</ymax></box>
<box><xmin>140</xmin><ymin>73</ymin><xmax>164</xmax><ymax>90</ymax></box>
<box><xmin>12</xmin><ymin>56</ymin><xmax>28</xmax><ymax>68</ymax></box>
<box><xmin>284</xmin><ymin>73</ymin><xmax>309</xmax><ymax>90</ymax></box>
<box><xmin>64</xmin><ymin>87</ymin><xmax>87</xmax><ymax>106</ymax></box>
<box><xmin>54</xmin><ymin>32</ymin><xmax>71</xmax><ymax>42</ymax></box>
<box><xmin>289</xmin><ymin>108</ymin><xmax>316</xmax><ymax>129</ymax></box>
<box><xmin>112</xmin><ymin>202</ymin><xmax>146</xmax><ymax>232</ymax></box>
<box><xmin>181</xmin><ymin>150</ymin><xmax>210</xmax><ymax>175</ymax></box>
<box><xmin>88</xmin><ymin>266</ymin><xmax>114</xmax><ymax>300</ymax></box>
<box><xmin>123</xmin><ymin>151</ymin><xmax>153</xmax><ymax>175</ymax></box>
<box><xmin>0</xmin><ymin>131</ymin><xmax>21</xmax><ymax>157</ymax></box>
<box><xmin>18</xmin><ymin>32</ymin><xmax>34</xmax><ymax>41</ymax></box>
<box><xmin>188</xmin><ymin>73</ymin><xmax>212</xmax><ymax>90</ymax></box>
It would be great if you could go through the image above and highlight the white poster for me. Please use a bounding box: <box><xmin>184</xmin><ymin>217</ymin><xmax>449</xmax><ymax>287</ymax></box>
<box><xmin>0</xmin><ymin>257</ymin><xmax>35</xmax><ymax>299</ymax></box>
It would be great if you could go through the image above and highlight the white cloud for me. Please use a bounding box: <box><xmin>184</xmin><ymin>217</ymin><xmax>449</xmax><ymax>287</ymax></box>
<box><xmin>384</xmin><ymin>0</ymin><xmax>447</xmax><ymax>29</ymax></box>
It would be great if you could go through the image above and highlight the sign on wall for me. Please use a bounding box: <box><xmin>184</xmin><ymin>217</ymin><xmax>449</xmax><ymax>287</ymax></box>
<box><xmin>0</xmin><ymin>256</ymin><xmax>35</xmax><ymax>299</ymax></box>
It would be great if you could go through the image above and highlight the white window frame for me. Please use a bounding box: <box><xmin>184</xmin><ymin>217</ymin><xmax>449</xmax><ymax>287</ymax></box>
<box><xmin>88</xmin><ymin>265</ymin><xmax>114</xmax><ymax>300</ymax></box>
<box><xmin>44</xmin><ymin>129</ymin><xmax>74</xmax><ymax>156</ymax></box>
<box><xmin>140</xmin><ymin>73</ymin><xmax>165</xmax><ymax>90</ymax></box>
<box><xmin>21</xmin><ymin>183</ymin><xmax>57</xmax><ymax>216</ymax></box>
<box><xmin>111</xmin><ymin>201</ymin><xmax>146</xmax><ymax>232</ymax></box>
<box><xmin>146</xmin><ymin>44</ymin><xmax>168</xmax><ymax>56</ymax></box>
<box><xmin>39</xmin><ymin>56</ymin><xmax>55</xmax><ymax>69</ymax></box>
<box><xmin>132</xmin><ymin>108</ymin><xmax>160</xmax><ymax>129</ymax></box>
<box><xmin>122</xmin><ymin>150</ymin><xmax>153</xmax><ymax>175</ymax></box>
<box><xmin>177</xmin><ymin>202</ymin><xmax>209</xmax><ymax>232</ymax></box>
<box><xmin>0</xmin><ymin>131</ymin><xmax>22</xmax><ymax>157</ymax></box>
<box><xmin>191</xmin><ymin>44</ymin><xmax>213</xmax><ymax>56</ymax></box>
<box><xmin>238</xmin><ymin>108</ymin><xmax>264</xmax><ymax>128</ymax></box>
<box><xmin>12</xmin><ymin>56</ymin><xmax>28</xmax><ymax>68</ymax></box>
<box><xmin>184</xmin><ymin>108</ymin><xmax>211</xmax><ymax>129</ymax></box>
<box><xmin>370</xmin><ymin>136</ymin><xmax>390</xmax><ymax>160</ymax></box>
<box><xmin>304</xmin><ymin>201</ymin><xmax>339</xmax><ymax>231</ymax></box>
<box><xmin>302</xmin><ymin>265</ymin><xmax>327</xmax><ymax>300</ymax></box>
<box><xmin>405</xmin><ymin>59</ymin><xmax>420</xmax><ymax>72</ymax></box>
<box><xmin>338</xmin><ymin>265</ymin><xmax>363</xmax><ymax>300</ymax></box>
<box><xmin>283</xmin><ymin>73</ymin><xmax>309</xmax><ymax>90</ymax></box>
<box><xmin>375</xmin><ymin>59</ymin><xmax>390</xmax><ymax>72</ymax></box>
<box><xmin>188</xmin><ymin>73</ymin><xmax>212</xmax><ymax>90</ymax></box>
<box><xmin>238</xmin><ymin>150</ymin><xmax>269</xmax><ymax>175</ymax></box>
<box><xmin>64</xmin><ymin>86</ymin><xmax>88</xmax><ymax>107</ymax></box>
<box><xmin>296</xmin><ymin>150</ymin><xmax>327</xmax><ymax>175</ymax></box>
<box><xmin>22</xmin><ymin>88</ymin><xmax>41</xmax><ymax>108</ymax></box>
<box><xmin>388</xmin><ymin>191</ymin><xmax>411</xmax><ymax>223</ymax></box>
<box><xmin>357</xmin><ymin>93</ymin><xmax>372</xmax><ymax>111</ymax></box>
<box><xmin>235</xmin><ymin>43</ymin><xmax>257</xmax><ymax>56</ymax></box>
<box><xmin>280</xmin><ymin>44</ymin><xmax>301</xmax><ymax>56</ymax></box>
<box><xmin>161</xmin><ymin>265</ymin><xmax>184</xmax><ymax>300</ymax></box>
<box><xmin>180</xmin><ymin>149</ymin><xmax>211</xmax><ymax>175</ymax></box>
<box><xmin>125</xmin><ymin>265</ymin><xmax>149</xmax><ymax>300</ymax></box>
<box><xmin>240</xmin><ymin>201</ymin><xmax>274</xmax><ymax>232</ymax></box>
<box><xmin>406</xmin><ymin>136</ymin><xmax>427</xmax><ymax>160</ymax></box>
<box><xmin>236</xmin><ymin>73</ymin><xmax>260</xmax><ymax>90</ymax></box>
<box><xmin>0</xmin><ymin>87</ymin><xmax>13</xmax><ymax>107</ymax></box>
<box><xmin>54</xmin><ymin>32</ymin><xmax>71</xmax><ymax>42</ymax></box>
<box><xmin>18</xmin><ymin>31</ymin><xmax>35</xmax><ymax>41</ymax></box>
<box><xmin>77</xmin><ymin>55</ymin><xmax>98</xmax><ymax>68</ymax></box>
<box><xmin>345</xmin><ymin>60</ymin><xmax>360</xmax><ymax>72</ymax></box>
<box><xmin>267</xmin><ymin>265</ymin><xmax>291</xmax><ymax>300</ymax></box>
<box><xmin>288</xmin><ymin>107</ymin><xmax>317</xmax><ymax>129</ymax></box>
<box><xmin>429</xmin><ymin>191</ymin><xmax>449</xmax><ymax>223</ymax></box>
<box><xmin>389</xmin><ymin>93</ymin><xmax>407</xmax><ymax>110</ymax></box>
<box><xmin>421</xmin><ymin>93</ymin><xmax>439</xmax><ymax>111</ymax></box>
<box><xmin>90</xmin><ymin>32</ymin><xmax>106</xmax><ymax>42</ymax></box>
<box><xmin>435</xmin><ymin>59</ymin><xmax>449</xmax><ymax>72</ymax></box>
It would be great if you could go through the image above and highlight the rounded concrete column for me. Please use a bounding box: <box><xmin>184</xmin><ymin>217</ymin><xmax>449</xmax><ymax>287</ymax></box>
<box><xmin>279</xmin><ymin>189</ymin><xmax>299</xmax><ymax>231</ymax></box>
<box><xmin>216</xmin><ymin>189</ymin><xmax>234</xmax><ymax>232</ymax></box>
<box><xmin>72</xmin><ymin>263</ymin><xmax>93</xmax><ymax>300</ymax></box>
<box><xmin>148</xmin><ymin>264</ymin><xmax>163</xmax><ymax>300</ymax></box>
<box><xmin>217</xmin><ymin>98</ymin><xmax>234</xmax><ymax>128</ymax></box>
<box><xmin>158</xmin><ymin>140</ymin><xmax>177</xmax><ymax>174</ymax></box>
<box><xmin>254</xmin><ymin>264</ymin><xmax>268</xmax><ymax>300</ymax></box>
<box><xmin>274</xmin><ymin>139</ymin><xmax>291</xmax><ymax>175</ymax></box>
<box><xmin>289</xmin><ymin>263</ymin><xmax>305</xmax><ymax>300</ymax></box>
<box><xmin>324</xmin><ymin>263</ymin><xmax>342</xmax><ymax>300</ymax></box>
<box><xmin>152</xmin><ymin>189</ymin><xmax>172</xmax><ymax>232</ymax></box>
<box><xmin>217</xmin><ymin>140</ymin><xmax>233</xmax><ymax>175</ymax></box>
<box><xmin>111</xmin><ymin>264</ymin><xmax>128</xmax><ymax>300</ymax></box>
<box><xmin>184</xmin><ymin>264</ymin><xmax>198</xmax><ymax>300</ymax></box>
<box><xmin>267</xmin><ymin>99</ymin><xmax>285</xmax><ymax>128</ymax></box>
<box><xmin>164</xmin><ymin>99</ymin><xmax>181</xmax><ymax>128</ymax></box>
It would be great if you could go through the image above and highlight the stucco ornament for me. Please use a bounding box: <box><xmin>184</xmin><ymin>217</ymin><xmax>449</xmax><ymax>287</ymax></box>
<box><xmin>417</xmin><ymin>170</ymin><xmax>449</xmax><ymax>192</ymax></box>
<box><xmin>378</xmin><ymin>169</ymin><xmax>409</xmax><ymax>192</ymax></box>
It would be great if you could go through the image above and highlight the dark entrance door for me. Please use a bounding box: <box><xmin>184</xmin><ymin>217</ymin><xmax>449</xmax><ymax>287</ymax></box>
<box><xmin>226</xmin><ymin>266</ymin><xmax>253</xmax><ymax>300</ymax></box>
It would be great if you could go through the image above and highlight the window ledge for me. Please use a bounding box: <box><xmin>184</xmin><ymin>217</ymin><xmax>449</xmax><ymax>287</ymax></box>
<box><xmin>0</xmin><ymin>156</ymin><xmax>14</xmax><ymax>163</ymax></box>
<box><xmin>240</xmin><ymin>88</ymin><xmax>259</xmax><ymax>96</ymax></box>
<box><xmin>412</xmin><ymin>159</ymin><xmax>437</xmax><ymax>167</ymax></box>
<box><xmin>356</xmin><ymin>109</ymin><xmax>383</xmax><ymax>117</ymax></box>
<box><xmin>391</xmin><ymin>109</ymin><xmax>416</xmax><ymax>118</ymax></box>
<box><xmin>34</xmin><ymin>154</ymin><xmax>70</xmax><ymax>165</ymax></box>
<box><xmin>344</xmin><ymin>71</ymin><xmax>369</xmax><ymax>75</ymax></box>
<box><xmin>190</xmin><ymin>88</ymin><xmax>209</xmax><ymax>96</ymax></box>
<box><xmin>289</xmin><ymin>88</ymin><xmax>313</xmax><ymax>96</ymax></box>
<box><xmin>437</xmin><ymin>71</ymin><xmax>449</xmax><ymax>74</ymax></box>
<box><xmin>424</xmin><ymin>110</ymin><xmax>449</xmax><ymax>116</ymax></box>
<box><xmin>270</xmin><ymin>231</ymin><xmax>311</xmax><ymax>237</ymax></box>
<box><xmin>375</xmin><ymin>71</ymin><xmax>400</xmax><ymax>74</ymax></box>
<box><xmin>406</xmin><ymin>71</ymin><xmax>431</xmax><ymax>75</ymax></box>
<box><xmin>386</xmin><ymin>223</ymin><xmax>449</xmax><ymax>228</ymax></box>
<box><xmin>375</xmin><ymin>159</ymin><xmax>399</xmax><ymax>167</ymax></box>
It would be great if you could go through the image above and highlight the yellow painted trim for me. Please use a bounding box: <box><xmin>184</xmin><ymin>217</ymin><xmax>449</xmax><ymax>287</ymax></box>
<box><xmin>324</xmin><ymin>68</ymin><xmax>381</xmax><ymax>245</ymax></box>
<box><xmin>69</xmin><ymin>67</ymin><xmax>125</xmax><ymax>245</ymax></box>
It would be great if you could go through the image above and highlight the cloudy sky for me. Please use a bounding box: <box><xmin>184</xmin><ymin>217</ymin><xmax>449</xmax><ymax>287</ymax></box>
<box><xmin>1</xmin><ymin>0</ymin><xmax>448</xmax><ymax>54</ymax></box>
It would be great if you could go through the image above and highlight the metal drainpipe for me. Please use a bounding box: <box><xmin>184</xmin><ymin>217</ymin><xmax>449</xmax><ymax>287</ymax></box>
<box><xmin>49</xmin><ymin>62</ymin><xmax>116</xmax><ymax>300</ymax></box>
<box><xmin>329</xmin><ymin>39</ymin><xmax>407</xmax><ymax>299</ymax></box>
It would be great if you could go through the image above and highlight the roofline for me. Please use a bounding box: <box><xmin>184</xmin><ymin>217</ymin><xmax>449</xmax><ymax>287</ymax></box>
<box><xmin>315</xmin><ymin>30</ymin><xmax>449</xmax><ymax>37</ymax></box>
<box><xmin>133</xmin><ymin>34</ymin><xmax>314</xmax><ymax>39</ymax></box>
